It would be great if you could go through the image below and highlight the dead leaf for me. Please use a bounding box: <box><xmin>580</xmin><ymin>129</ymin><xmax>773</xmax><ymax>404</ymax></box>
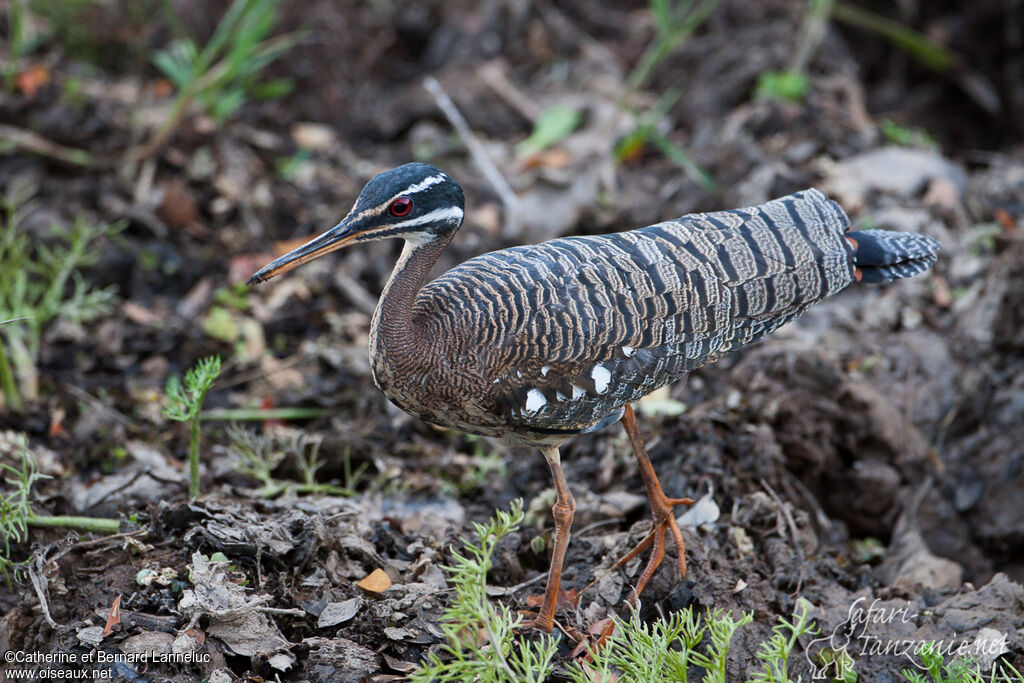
<box><xmin>17</xmin><ymin>64</ymin><xmax>50</xmax><ymax>99</ymax></box>
<box><xmin>995</xmin><ymin>208</ymin><xmax>1017</xmax><ymax>233</ymax></box>
<box><xmin>102</xmin><ymin>594</ymin><xmax>122</xmax><ymax>637</ymax></box>
<box><xmin>77</xmin><ymin>626</ymin><xmax>104</xmax><ymax>646</ymax></box>
<box><xmin>179</xmin><ymin>553</ymin><xmax>293</xmax><ymax>667</ymax></box>
<box><xmin>521</xmin><ymin>148</ymin><xmax>574</xmax><ymax>171</ymax></box>
<box><xmin>159</xmin><ymin>178</ymin><xmax>202</xmax><ymax>234</ymax></box>
<box><xmin>184</xmin><ymin>628</ymin><xmax>205</xmax><ymax>645</ymax></box>
<box><xmin>382</xmin><ymin>653</ymin><xmax>418</xmax><ymax>673</ymax></box>
<box><xmin>122</xmin><ymin>300</ymin><xmax>164</xmax><ymax>326</ymax></box>
<box><xmin>153</xmin><ymin>78</ymin><xmax>174</xmax><ymax>98</ymax></box>
<box><xmin>678</xmin><ymin>483</ymin><xmax>719</xmax><ymax>527</ymax></box>
<box><xmin>317</xmin><ymin>598</ymin><xmax>361</xmax><ymax>628</ymax></box>
<box><xmin>923</xmin><ymin>177</ymin><xmax>960</xmax><ymax>211</ymax></box>
<box><xmin>292</xmin><ymin>122</ymin><xmax>336</xmax><ymax>151</ymax></box>
<box><xmin>932</xmin><ymin>274</ymin><xmax>952</xmax><ymax>308</ymax></box>
<box><xmin>357</xmin><ymin>568</ymin><xmax>392</xmax><ymax>594</ymax></box>
<box><xmin>48</xmin><ymin>407</ymin><xmax>66</xmax><ymax>438</ymax></box>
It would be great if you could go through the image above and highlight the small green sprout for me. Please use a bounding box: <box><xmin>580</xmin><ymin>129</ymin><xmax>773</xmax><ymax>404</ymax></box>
<box><xmin>754</xmin><ymin>69</ymin><xmax>810</xmax><ymax>103</ymax></box>
<box><xmin>608</xmin><ymin>0</ymin><xmax>719</xmax><ymax>189</ymax></box>
<box><xmin>749</xmin><ymin>598</ymin><xmax>820</xmax><ymax>682</ymax></box>
<box><xmin>1</xmin><ymin>435</ymin><xmax>120</xmax><ymax>586</ymax></box>
<box><xmin>227</xmin><ymin>426</ymin><xmax>368</xmax><ymax>498</ymax></box>
<box><xmin>516</xmin><ymin>105</ymin><xmax>581</xmax><ymax>157</ymax></box>
<box><xmin>412</xmin><ymin>500</ymin><xmax>557</xmax><ymax>683</ymax></box>
<box><xmin>693</xmin><ymin>608</ymin><xmax>756</xmax><ymax>682</ymax></box>
<box><xmin>0</xmin><ymin>440</ymin><xmax>47</xmax><ymax>585</ymax></box>
<box><xmin>165</xmin><ymin>356</ymin><xmax>222</xmax><ymax>499</ymax></box>
<box><xmin>142</xmin><ymin>0</ymin><xmax>305</xmax><ymax>157</ymax></box>
<box><xmin>0</xmin><ymin>181</ymin><xmax>120</xmax><ymax>410</ymax></box>
<box><xmin>568</xmin><ymin>606</ymin><xmax>709</xmax><ymax>683</ymax></box>
<box><xmin>880</xmin><ymin>118</ymin><xmax>938</xmax><ymax>149</ymax></box>
<box><xmin>902</xmin><ymin>641</ymin><xmax>1024</xmax><ymax>683</ymax></box>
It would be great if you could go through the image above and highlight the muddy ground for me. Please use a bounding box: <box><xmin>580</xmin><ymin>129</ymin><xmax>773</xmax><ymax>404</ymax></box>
<box><xmin>1</xmin><ymin>0</ymin><xmax>1023</xmax><ymax>680</ymax></box>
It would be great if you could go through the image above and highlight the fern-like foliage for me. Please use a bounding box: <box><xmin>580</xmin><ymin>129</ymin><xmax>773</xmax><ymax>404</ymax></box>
<box><xmin>749</xmin><ymin>598</ymin><xmax>819</xmax><ymax>682</ymax></box>
<box><xmin>412</xmin><ymin>500</ymin><xmax>557</xmax><ymax>683</ymax></box>
<box><xmin>0</xmin><ymin>180</ymin><xmax>120</xmax><ymax>409</ymax></box>
<box><xmin>165</xmin><ymin>355</ymin><xmax>221</xmax><ymax>499</ymax></box>
<box><xmin>902</xmin><ymin>642</ymin><xmax>1024</xmax><ymax>683</ymax></box>
<box><xmin>0</xmin><ymin>434</ymin><xmax>49</xmax><ymax>585</ymax></box>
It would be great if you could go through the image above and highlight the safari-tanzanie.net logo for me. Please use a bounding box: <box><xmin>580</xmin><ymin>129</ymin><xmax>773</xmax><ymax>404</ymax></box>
<box><xmin>804</xmin><ymin>597</ymin><xmax>1010</xmax><ymax>679</ymax></box>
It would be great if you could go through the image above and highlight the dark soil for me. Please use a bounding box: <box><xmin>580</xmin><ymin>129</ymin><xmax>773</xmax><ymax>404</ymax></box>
<box><xmin>1</xmin><ymin>0</ymin><xmax>1023</xmax><ymax>680</ymax></box>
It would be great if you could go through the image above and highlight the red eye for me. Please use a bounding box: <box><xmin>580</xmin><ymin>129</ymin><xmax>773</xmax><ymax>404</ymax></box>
<box><xmin>390</xmin><ymin>197</ymin><xmax>413</xmax><ymax>216</ymax></box>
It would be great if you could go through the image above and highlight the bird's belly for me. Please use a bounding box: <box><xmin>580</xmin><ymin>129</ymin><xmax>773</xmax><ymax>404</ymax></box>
<box><xmin>381</xmin><ymin>382</ymin><xmax>507</xmax><ymax>437</ymax></box>
<box><xmin>372</xmin><ymin>353</ymin><xmax>504</xmax><ymax>434</ymax></box>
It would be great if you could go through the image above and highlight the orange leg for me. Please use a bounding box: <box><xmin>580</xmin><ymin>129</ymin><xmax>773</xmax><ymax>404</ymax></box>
<box><xmin>525</xmin><ymin>446</ymin><xmax>576</xmax><ymax>632</ymax></box>
<box><xmin>619</xmin><ymin>404</ymin><xmax>693</xmax><ymax>604</ymax></box>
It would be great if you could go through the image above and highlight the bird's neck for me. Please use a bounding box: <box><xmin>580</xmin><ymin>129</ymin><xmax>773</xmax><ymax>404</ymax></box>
<box><xmin>370</xmin><ymin>236</ymin><xmax>450</xmax><ymax>370</ymax></box>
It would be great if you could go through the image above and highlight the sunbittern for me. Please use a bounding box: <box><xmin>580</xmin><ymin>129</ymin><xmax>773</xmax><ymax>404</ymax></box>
<box><xmin>248</xmin><ymin>163</ymin><xmax>940</xmax><ymax>632</ymax></box>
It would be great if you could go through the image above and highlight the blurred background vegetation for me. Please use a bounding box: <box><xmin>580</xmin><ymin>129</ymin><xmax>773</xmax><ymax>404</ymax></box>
<box><xmin>2</xmin><ymin>1</ymin><xmax>1023</xmax><ymax>679</ymax></box>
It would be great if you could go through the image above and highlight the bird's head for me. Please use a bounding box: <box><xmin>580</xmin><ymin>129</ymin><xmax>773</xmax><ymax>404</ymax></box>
<box><xmin>248</xmin><ymin>162</ymin><xmax>464</xmax><ymax>284</ymax></box>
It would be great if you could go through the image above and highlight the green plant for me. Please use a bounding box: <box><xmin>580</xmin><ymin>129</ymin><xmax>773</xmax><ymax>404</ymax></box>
<box><xmin>831</xmin><ymin>3</ymin><xmax>954</xmax><ymax>73</ymax></box>
<box><xmin>568</xmin><ymin>607</ymin><xmax>706</xmax><ymax>682</ymax></box>
<box><xmin>566</xmin><ymin>605</ymin><xmax>754</xmax><ymax>682</ymax></box>
<box><xmin>1</xmin><ymin>434</ymin><xmax>119</xmax><ymax>586</ymax></box>
<box><xmin>411</xmin><ymin>500</ymin><xmax>558</xmax><ymax>683</ymax></box>
<box><xmin>754</xmin><ymin>70</ymin><xmax>810</xmax><ymax>103</ymax></box>
<box><xmin>0</xmin><ymin>437</ymin><xmax>45</xmax><ymax>585</ymax></box>
<box><xmin>749</xmin><ymin>598</ymin><xmax>820</xmax><ymax>682</ymax></box>
<box><xmin>615</xmin><ymin>87</ymin><xmax>714</xmax><ymax>191</ymax></box>
<box><xmin>411</xmin><ymin>510</ymin><xmax>841</xmax><ymax>682</ymax></box>
<box><xmin>457</xmin><ymin>435</ymin><xmax>508</xmax><ymax>494</ymax></box>
<box><xmin>880</xmin><ymin>118</ymin><xmax>938</xmax><ymax>149</ymax></box>
<box><xmin>696</xmin><ymin>608</ymin><xmax>756</xmax><ymax>682</ymax></box>
<box><xmin>0</xmin><ymin>181</ymin><xmax>119</xmax><ymax>410</ymax></box>
<box><xmin>630</xmin><ymin>0</ymin><xmax>723</xmax><ymax>92</ymax></box>
<box><xmin>614</xmin><ymin>0</ymin><xmax>721</xmax><ymax>189</ymax></box>
<box><xmin>213</xmin><ymin>283</ymin><xmax>252</xmax><ymax>311</ymax></box>
<box><xmin>4</xmin><ymin>0</ymin><xmax>39</xmax><ymax>92</ymax></box>
<box><xmin>294</xmin><ymin>439</ymin><xmax>367</xmax><ymax>497</ymax></box>
<box><xmin>164</xmin><ymin>355</ymin><xmax>222</xmax><ymax>499</ymax></box>
<box><xmin>815</xmin><ymin>647</ymin><xmax>858</xmax><ymax>683</ymax></box>
<box><xmin>516</xmin><ymin>105</ymin><xmax>582</xmax><ymax>157</ymax></box>
<box><xmin>901</xmin><ymin>642</ymin><xmax>1024</xmax><ymax>683</ymax></box>
<box><xmin>226</xmin><ymin>426</ymin><xmax>367</xmax><ymax>497</ymax></box>
<box><xmin>142</xmin><ymin>0</ymin><xmax>305</xmax><ymax>156</ymax></box>
<box><xmin>227</xmin><ymin>424</ymin><xmax>287</xmax><ymax>496</ymax></box>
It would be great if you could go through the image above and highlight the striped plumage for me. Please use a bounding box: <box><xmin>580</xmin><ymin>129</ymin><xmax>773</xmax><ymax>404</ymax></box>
<box><xmin>409</xmin><ymin>188</ymin><xmax>858</xmax><ymax>445</ymax></box>
<box><xmin>249</xmin><ymin>162</ymin><xmax>941</xmax><ymax>633</ymax></box>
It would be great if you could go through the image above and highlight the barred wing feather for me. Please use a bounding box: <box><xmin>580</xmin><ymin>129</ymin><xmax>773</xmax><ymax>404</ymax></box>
<box><xmin>417</xmin><ymin>189</ymin><xmax>855</xmax><ymax>433</ymax></box>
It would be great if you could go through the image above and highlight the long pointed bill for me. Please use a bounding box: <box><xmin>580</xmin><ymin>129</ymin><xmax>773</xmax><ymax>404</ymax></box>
<box><xmin>247</xmin><ymin>219</ymin><xmax>358</xmax><ymax>285</ymax></box>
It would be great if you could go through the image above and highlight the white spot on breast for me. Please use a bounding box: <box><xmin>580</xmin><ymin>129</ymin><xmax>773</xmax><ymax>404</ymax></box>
<box><xmin>622</xmin><ymin>346</ymin><xmax>636</xmax><ymax>357</ymax></box>
<box><xmin>571</xmin><ymin>384</ymin><xmax>585</xmax><ymax>399</ymax></box>
<box><xmin>541</xmin><ymin>366</ymin><xmax>550</xmax><ymax>376</ymax></box>
<box><xmin>556</xmin><ymin>391</ymin><xmax>567</xmax><ymax>401</ymax></box>
<box><xmin>591</xmin><ymin>364</ymin><xmax>611</xmax><ymax>394</ymax></box>
<box><xmin>525</xmin><ymin>388</ymin><xmax>546</xmax><ymax>414</ymax></box>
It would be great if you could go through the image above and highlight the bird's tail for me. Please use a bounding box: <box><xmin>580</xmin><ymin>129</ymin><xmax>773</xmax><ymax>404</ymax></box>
<box><xmin>846</xmin><ymin>229</ymin><xmax>941</xmax><ymax>284</ymax></box>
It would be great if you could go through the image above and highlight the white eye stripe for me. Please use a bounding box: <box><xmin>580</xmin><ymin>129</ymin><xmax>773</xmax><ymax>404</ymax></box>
<box><xmin>401</xmin><ymin>174</ymin><xmax>447</xmax><ymax>196</ymax></box>
<box><xmin>392</xmin><ymin>206</ymin><xmax>464</xmax><ymax>229</ymax></box>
